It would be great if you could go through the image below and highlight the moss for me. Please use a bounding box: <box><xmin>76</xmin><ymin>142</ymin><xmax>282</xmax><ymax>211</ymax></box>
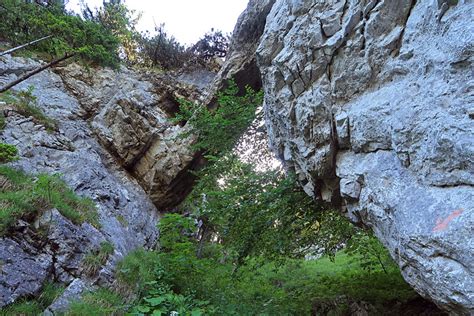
<box><xmin>116</xmin><ymin>214</ymin><xmax>128</xmax><ymax>227</ymax></box>
<box><xmin>0</xmin><ymin>112</ymin><xmax>6</xmax><ymax>131</ymax></box>
<box><xmin>0</xmin><ymin>166</ymin><xmax>100</xmax><ymax>236</ymax></box>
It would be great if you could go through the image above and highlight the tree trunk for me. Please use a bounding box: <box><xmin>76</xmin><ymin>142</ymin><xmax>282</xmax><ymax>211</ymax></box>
<box><xmin>0</xmin><ymin>35</ymin><xmax>52</xmax><ymax>57</ymax></box>
<box><xmin>0</xmin><ymin>53</ymin><xmax>74</xmax><ymax>94</ymax></box>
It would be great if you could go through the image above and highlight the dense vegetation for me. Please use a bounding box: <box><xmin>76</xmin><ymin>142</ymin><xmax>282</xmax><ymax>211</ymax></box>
<box><xmin>0</xmin><ymin>0</ymin><xmax>121</xmax><ymax>66</ymax></box>
<box><xmin>0</xmin><ymin>0</ymin><xmax>229</xmax><ymax>70</ymax></box>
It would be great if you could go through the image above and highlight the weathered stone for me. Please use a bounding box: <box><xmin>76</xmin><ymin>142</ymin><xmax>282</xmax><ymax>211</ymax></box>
<box><xmin>44</xmin><ymin>278</ymin><xmax>93</xmax><ymax>314</ymax></box>
<box><xmin>257</xmin><ymin>0</ymin><xmax>474</xmax><ymax>314</ymax></box>
<box><xmin>0</xmin><ymin>54</ymin><xmax>209</xmax><ymax>306</ymax></box>
<box><xmin>58</xmin><ymin>63</ymin><xmax>204</xmax><ymax>209</ymax></box>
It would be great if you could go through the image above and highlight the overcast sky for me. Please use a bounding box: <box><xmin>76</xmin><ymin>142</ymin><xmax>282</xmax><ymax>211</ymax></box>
<box><xmin>66</xmin><ymin>0</ymin><xmax>248</xmax><ymax>45</ymax></box>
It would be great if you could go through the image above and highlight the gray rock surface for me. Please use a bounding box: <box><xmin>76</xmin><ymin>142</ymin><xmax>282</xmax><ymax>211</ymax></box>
<box><xmin>256</xmin><ymin>0</ymin><xmax>473</xmax><ymax>314</ymax></box>
<box><xmin>0</xmin><ymin>55</ymin><xmax>209</xmax><ymax>307</ymax></box>
<box><xmin>206</xmin><ymin>0</ymin><xmax>276</xmax><ymax>104</ymax></box>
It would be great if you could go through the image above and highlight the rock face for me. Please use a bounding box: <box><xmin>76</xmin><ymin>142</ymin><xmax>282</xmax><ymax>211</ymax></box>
<box><xmin>207</xmin><ymin>0</ymin><xmax>276</xmax><ymax>103</ymax></box>
<box><xmin>256</xmin><ymin>0</ymin><xmax>473</xmax><ymax>314</ymax></box>
<box><xmin>0</xmin><ymin>55</ymin><xmax>211</xmax><ymax>308</ymax></box>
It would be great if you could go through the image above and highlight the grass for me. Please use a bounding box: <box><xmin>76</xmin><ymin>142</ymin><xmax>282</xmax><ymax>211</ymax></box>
<box><xmin>0</xmin><ymin>282</ymin><xmax>64</xmax><ymax>316</ymax></box>
<box><xmin>114</xmin><ymin>245</ymin><xmax>419</xmax><ymax>316</ymax></box>
<box><xmin>83</xmin><ymin>241</ymin><xmax>115</xmax><ymax>276</ymax></box>
<box><xmin>66</xmin><ymin>288</ymin><xmax>125</xmax><ymax>316</ymax></box>
<box><xmin>0</xmin><ymin>87</ymin><xmax>57</xmax><ymax>132</ymax></box>
<box><xmin>0</xmin><ymin>165</ymin><xmax>100</xmax><ymax>236</ymax></box>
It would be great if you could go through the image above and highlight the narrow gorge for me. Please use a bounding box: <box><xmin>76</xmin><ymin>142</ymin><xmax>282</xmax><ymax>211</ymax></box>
<box><xmin>0</xmin><ymin>0</ymin><xmax>472</xmax><ymax>315</ymax></box>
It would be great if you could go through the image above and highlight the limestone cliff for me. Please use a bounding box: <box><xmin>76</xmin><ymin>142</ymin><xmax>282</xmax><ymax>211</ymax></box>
<box><xmin>0</xmin><ymin>55</ymin><xmax>213</xmax><ymax>310</ymax></box>
<box><xmin>251</xmin><ymin>0</ymin><xmax>473</xmax><ymax>314</ymax></box>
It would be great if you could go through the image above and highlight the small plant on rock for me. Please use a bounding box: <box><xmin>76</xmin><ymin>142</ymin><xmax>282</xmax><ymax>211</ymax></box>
<box><xmin>83</xmin><ymin>241</ymin><xmax>115</xmax><ymax>276</ymax></box>
<box><xmin>0</xmin><ymin>143</ymin><xmax>18</xmax><ymax>163</ymax></box>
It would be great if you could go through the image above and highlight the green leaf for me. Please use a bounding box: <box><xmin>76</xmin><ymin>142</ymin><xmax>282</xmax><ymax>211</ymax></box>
<box><xmin>144</xmin><ymin>297</ymin><xmax>165</xmax><ymax>306</ymax></box>
<box><xmin>137</xmin><ymin>305</ymin><xmax>151</xmax><ymax>313</ymax></box>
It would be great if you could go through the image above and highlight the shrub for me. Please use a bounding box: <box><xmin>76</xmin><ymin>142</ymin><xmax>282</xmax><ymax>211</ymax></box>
<box><xmin>0</xmin><ymin>143</ymin><xmax>18</xmax><ymax>163</ymax></box>
<box><xmin>174</xmin><ymin>80</ymin><xmax>263</xmax><ymax>156</ymax></box>
<box><xmin>137</xmin><ymin>24</ymin><xmax>191</xmax><ymax>70</ymax></box>
<box><xmin>191</xmin><ymin>29</ymin><xmax>230</xmax><ymax>60</ymax></box>
<box><xmin>116</xmin><ymin>248</ymin><xmax>162</xmax><ymax>294</ymax></box>
<box><xmin>0</xmin><ymin>0</ymin><xmax>120</xmax><ymax>67</ymax></box>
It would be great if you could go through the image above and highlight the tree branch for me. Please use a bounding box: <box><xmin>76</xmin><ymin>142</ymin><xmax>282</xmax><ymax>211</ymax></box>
<box><xmin>0</xmin><ymin>53</ymin><xmax>74</xmax><ymax>94</ymax></box>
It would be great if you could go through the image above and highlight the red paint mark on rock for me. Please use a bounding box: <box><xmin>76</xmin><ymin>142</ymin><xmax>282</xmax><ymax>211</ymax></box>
<box><xmin>433</xmin><ymin>209</ymin><xmax>464</xmax><ymax>232</ymax></box>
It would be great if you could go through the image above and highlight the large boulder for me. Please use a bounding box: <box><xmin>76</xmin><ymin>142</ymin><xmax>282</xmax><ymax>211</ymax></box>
<box><xmin>257</xmin><ymin>0</ymin><xmax>473</xmax><ymax>314</ymax></box>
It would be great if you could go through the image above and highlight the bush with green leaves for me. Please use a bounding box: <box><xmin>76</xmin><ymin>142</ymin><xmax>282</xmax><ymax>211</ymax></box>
<box><xmin>0</xmin><ymin>0</ymin><xmax>120</xmax><ymax>66</ymax></box>
<box><xmin>0</xmin><ymin>166</ymin><xmax>99</xmax><ymax>235</ymax></box>
<box><xmin>116</xmin><ymin>247</ymin><xmax>214</xmax><ymax>315</ymax></box>
<box><xmin>0</xmin><ymin>143</ymin><xmax>18</xmax><ymax>164</ymax></box>
<box><xmin>115</xmin><ymin>213</ymin><xmax>419</xmax><ymax>316</ymax></box>
<box><xmin>174</xmin><ymin>80</ymin><xmax>263</xmax><ymax>156</ymax></box>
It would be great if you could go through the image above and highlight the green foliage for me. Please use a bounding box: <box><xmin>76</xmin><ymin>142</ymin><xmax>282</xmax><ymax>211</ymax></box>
<box><xmin>0</xmin><ymin>165</ymin><xmax>99</xmax><ymax>235</ymax></box>
<box><xmin>117</xmin><ymin>247</ymin><xmax>214</xmax><ymax>315</ymax></box>
<box><xmin>0</xmin><ymin>87</ymin><xmax>57</xmax><ymax>132</ymax></box>
<box><xmin>137</xmin><ymin>24</ymin><xmax>191</xmax><ymax>70</ymax></box>
<box><xmin>346</xmin><ymin>231</ymin><xmax>394</xmax><ymax>273</ymax></box>
<box><xmin>0</xmin><ymin>0</ymin><xmax>120</xmax><ymax>66</ymax></box>
<box><xmin>116</xmin><ymin>248</ymin><xmax>162</xmax><ymax>294</ymax></box>
<box><xmin>83</xmin><ymin>241</ymin><xmax>114</xmax><ymax>276</ymax></box>
<box><xmin>183</xmin><ymin>155</ymin><xmax>348</xmax><ymax>266</ymax></box>
<box><xmin>66</xmin><ymin>288</ymin><xmax>124</xmax><ymax>316</ymax></box>
<box><xmin>118</xmin><ymin>213</ymin><xmax>417</xmax><ymax>316</ymax></box>
<box><xmin>174</xmin><ymin>80</ymin><xmax>263</xmax><ymax>156</ymax></box>
<box><xmin>0</xmin><ymin>143</ymin><xmax>18</xmax><ymax>164</ymax></box>
<box><xmin>81</xmin><ymin>0</ymin><xmax>140</xmax><ymax>65</ymax></box>
<box><xmin>0</xmin><ymin>282</ymin><xmax>64</xmax><ymax>316</ymax></box>
<box><xmin>129</xmin><ymin>283</ymin><xmax>213</xmax><ymax>316</ymax></box>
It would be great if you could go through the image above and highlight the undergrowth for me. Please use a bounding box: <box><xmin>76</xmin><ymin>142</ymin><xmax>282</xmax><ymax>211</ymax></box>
<box><xmin>66</xmin><ymin>288</ymin><xmax>124</xmax><ymax>316</ymax></box>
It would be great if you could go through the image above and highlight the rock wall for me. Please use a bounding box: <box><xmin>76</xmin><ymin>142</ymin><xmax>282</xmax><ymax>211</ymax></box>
<box><xmin>0</xmin><ymin>56</ymin><xmax>211</xmax><ymax>309</ymax></box>
<box><xmin>256</xmin><ymin>0</ymin><xmax>473</xmax><ymax>314</ymax></box>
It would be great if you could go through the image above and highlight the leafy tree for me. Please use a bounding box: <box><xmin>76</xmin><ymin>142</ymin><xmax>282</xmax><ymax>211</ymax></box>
<box><xmin>174</xmin><ymin>80</ymin><xmax>263</xmax><ymax>156</ymax></box>
<box><xmin>80</xmin><ymin>0</ymin><xmax>140</xmax><ymax>64</ymax></box>
<box><xmin>137</xmin><ymin>23</ymin><xmax>191</xmax><ymax>70</ymax></box>
<box><xmin>191</xmin><ymin>29</ymin><xmax>230</xmax><ymax>61</ymax></box>
<box><xmin>0</xmin><ymin>0</ymin><xmax>120</xmax><ymax>66</ymax></box>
